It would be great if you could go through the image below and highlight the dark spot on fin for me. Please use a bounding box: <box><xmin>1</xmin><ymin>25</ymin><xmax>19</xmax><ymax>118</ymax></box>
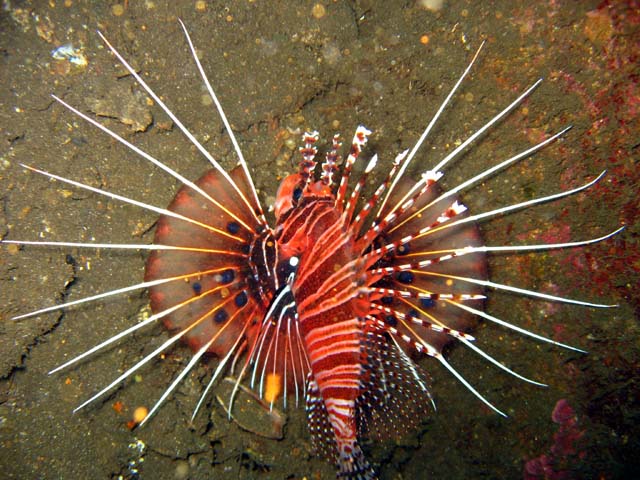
<box><xmin>214</xmin><ymin>309</ymin><xmax>228</xmax><ymax>324</ymax></box>
<box><xmin>385</xmin><ymin>315</ymin><xmax>397</xmax><ymax>327</ymax></box>
<box><xmin>220</xmin><ymin>269</ymin><xmax>235</xmax><ymax>284</ymax></box>
<box><xmin>226</xmin><ymin>221</ymin><xmax>240</xmax><ymax>234</ymax></box>
<box><xmin>396</xmin><ymin>271</ymin><xmax>414</xmax><ymax>284</ymax></box>
<box><xmin>420</xmin><ymin>297</ymin><xmax>436</xmax><ymax>308</ymax></box>
<box><xmin>235</xmin><ymin>291</ymin><xmax>248</xmax><ymax>307</ymax></box>
<box><xmin>396</xmin><ymin>243</ymin><xmax>410</xmax><ymax>256</ymax></box>
<box><xmin>406</xmin><ymin>308</ymin><xmax>419</xmax><ymax>319</ymax></box>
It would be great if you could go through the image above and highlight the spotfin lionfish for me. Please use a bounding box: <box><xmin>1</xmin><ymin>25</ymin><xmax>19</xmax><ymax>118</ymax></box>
<box><xmin>3</xmin><ymin>21</ymin><xmax>622</xmax><ymax>479</ymax></box>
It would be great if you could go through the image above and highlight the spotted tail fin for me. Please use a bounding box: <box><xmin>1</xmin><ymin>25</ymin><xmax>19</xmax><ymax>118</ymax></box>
<box><xmin>306</xmin><ymin>376</ymin><xmax>378</xmax><ymax>479</ymax></box>
<box><xmin>337</xmin><ymin>443</ymin><xmax>377</xmax><ymax>480</ymax></box>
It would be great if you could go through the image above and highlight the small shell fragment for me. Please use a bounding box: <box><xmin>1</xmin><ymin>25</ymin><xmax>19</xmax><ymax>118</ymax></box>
<box><xmin>215</xmin><ymin>377</ymin><xmax>286</xmax><ymax>439</ymax></box>
<box><xmin>51</xmin><ymin>43</ymin><xmax>88</xmax><ymax>67</ymax></box>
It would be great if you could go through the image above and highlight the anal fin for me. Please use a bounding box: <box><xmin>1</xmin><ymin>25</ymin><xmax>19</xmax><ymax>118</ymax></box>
<box><xmin>305</xmin><ymin>375</ymin><xmax>338</xmax><ymax>462</ymax></box>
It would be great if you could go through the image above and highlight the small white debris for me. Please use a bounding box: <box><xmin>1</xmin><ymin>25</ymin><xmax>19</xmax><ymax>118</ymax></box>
<box><xmin>417</xmin><ymin>0</ymin><xmax>444</xmax><ymax>11</ymax></box>
<box><xmin>51</xmin><ymin>43</ymin><xmax>88</xmax><ymax>67</ymax></box>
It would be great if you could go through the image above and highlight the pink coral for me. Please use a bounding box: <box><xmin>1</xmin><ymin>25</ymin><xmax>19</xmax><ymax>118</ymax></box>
<box><xmin>552</xmin><ymin>399</ymin><xmax>575</xmax><ymax>425</ymax></box>
<box><xmin>524</xmin><ymin>399</ymin><xmax>585</xmax><ymax>480</ymax></box>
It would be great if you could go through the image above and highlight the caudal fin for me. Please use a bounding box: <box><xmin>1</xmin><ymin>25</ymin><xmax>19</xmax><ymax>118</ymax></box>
<box><xmin>337</xmin><ymin>443</ymin><xmax>377</xmax><ymax>480</ymax></box>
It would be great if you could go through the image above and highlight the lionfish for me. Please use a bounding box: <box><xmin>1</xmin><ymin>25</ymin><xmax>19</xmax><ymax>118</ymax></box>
<box><xmin>3</xmin><ymin>21</ymin><xmax>621</xmax><ymax>479</ymax></box>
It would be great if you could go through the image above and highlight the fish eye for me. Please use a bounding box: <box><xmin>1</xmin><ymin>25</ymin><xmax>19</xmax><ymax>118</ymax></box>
<box><xmin>292</xmin><ymin>186</ymin><xmax>303</xmax><ymax>203</ymax></box>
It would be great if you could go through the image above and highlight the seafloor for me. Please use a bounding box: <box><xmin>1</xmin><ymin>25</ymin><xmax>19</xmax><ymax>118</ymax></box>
<box><xmin>0</xmin><ymin>1</ymin><xmax>638</xmax><ymax>479</ymax></box>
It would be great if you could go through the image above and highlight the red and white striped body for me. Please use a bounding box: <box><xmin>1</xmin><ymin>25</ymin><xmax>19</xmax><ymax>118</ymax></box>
<box><xmin>273</xmin><ymin>131</ymin><xmax>374</xmax><ymax>476</ymax></box>
<box><xmin>267</xmin><ymin>126</ymin><xmax>477</xmax><ymax>477</ymax></box>
<box><xmin>277</xmin><ymin>195</ymin><xmax>367</xmax><ymax>474</ymax></box>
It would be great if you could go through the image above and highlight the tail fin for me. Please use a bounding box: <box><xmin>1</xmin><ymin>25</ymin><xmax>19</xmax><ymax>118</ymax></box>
<box><xmin>337</xmin><ymin>443</ymin><xmax>377</xmax><ymax>480</ymax></box>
